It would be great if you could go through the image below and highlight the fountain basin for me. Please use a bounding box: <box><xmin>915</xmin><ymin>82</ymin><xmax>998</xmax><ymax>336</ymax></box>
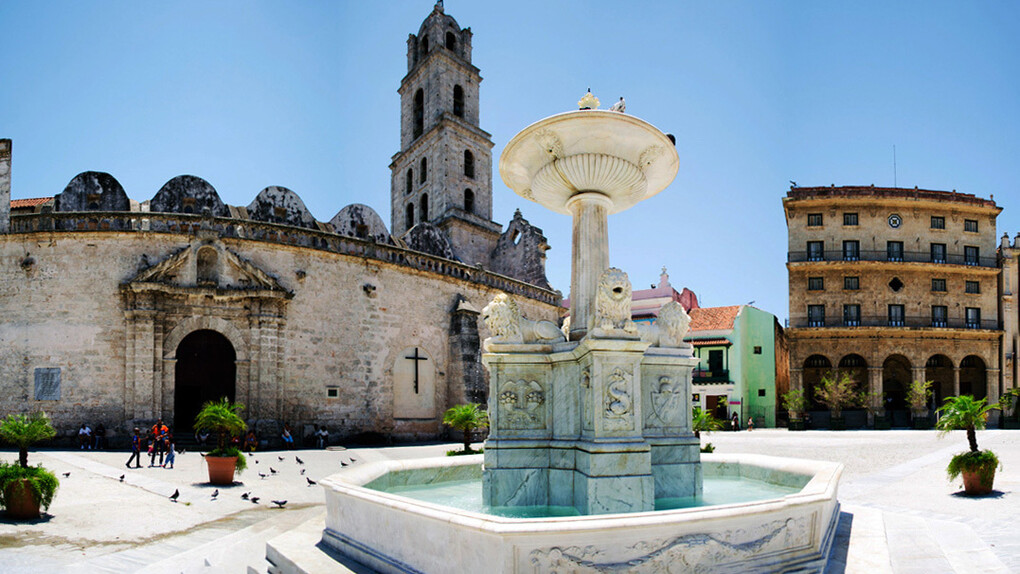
<box><xmin>320</xmin><ymin>453</ymin><xmax>842</xmax><ymax>573</ymax></box>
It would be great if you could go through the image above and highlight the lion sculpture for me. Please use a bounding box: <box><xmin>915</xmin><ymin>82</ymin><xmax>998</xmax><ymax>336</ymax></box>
<box><xmin>482</xmin><ymin>293</ymin><xmax>565</xmax><ymax>349</ymax></box>
<box><xmin>589</xmin><ymin>267</ymin><xmax>638</xmax><ymax>337</ymax></box>
<box><xmin>637</xmin><ymin>301</ymin><xmax>692</xmax><ymax>348</ymax></box>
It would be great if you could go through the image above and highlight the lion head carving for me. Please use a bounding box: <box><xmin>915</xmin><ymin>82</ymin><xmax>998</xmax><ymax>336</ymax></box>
<box><xmin>656</xmin><ymin>301</ymin><xmax>691</xmax><ymax>347</ymax></box>
<box><xmin>590</xmin><ymin>267</ymin><xmax>636</xmax><ymax>335</ymax></box>
<box><xmin>482</xmin><ymin>293</ymin><xmax>523</xmax><ymax>344</ymax></box>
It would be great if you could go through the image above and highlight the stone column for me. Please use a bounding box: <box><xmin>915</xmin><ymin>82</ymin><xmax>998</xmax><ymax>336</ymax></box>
<box><xmin>953</xmin><ymin>367</ymin><xmax>961</xmax><ymax>397</ymax></box>
<box><xmin>0</xmin><ymin>139</ymin><xmax>10</xmax><ymax>234</ymax></box>
<box><xmin>868</xmin><ymin>367</ymin><xmax>883</xmax><ymax>424</ymax></box>
<box><xmin>790</xmin><ymin>368</ymin><xmax>803</xmax><ymax>391</ymax></box>
<box><xmin>566</xmin><ymin>192</ymin><xmax>612</xmax><ymax>341</ymax></box>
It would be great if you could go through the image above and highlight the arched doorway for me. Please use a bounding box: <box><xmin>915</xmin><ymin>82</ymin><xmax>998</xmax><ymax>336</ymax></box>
<box><xmin>959</xmin><ymin>356</ymin><xmax>987</xmax><ymax>400</ymax></box>
<box><xmin>883</xmin><ymin>355</ymin><xmax>911</xmax><ymax>426</ymax></box>
<box><xmin>925</xmin><ymin>355</ymin><xmax>954</xmax><ymax>407</ymax></box>
<box><xmin>803</xmin><ymin>355</ymin><xmax>832</xmax><ymax>410</ymax></box>
<box><xmin>174</xmin><ymin>330</ymin><xmax>236</xmax><ymax>433</ymax></box>
<box><xmin>838</xmin><ymin>354</ymin><xmax>869</xmax><ymax>428</ymax></box>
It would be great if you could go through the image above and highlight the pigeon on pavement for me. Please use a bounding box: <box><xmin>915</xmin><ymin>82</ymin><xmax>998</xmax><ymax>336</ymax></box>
<box><xmin>169</xmin><ymin>489</ymin><xmax>180</xmax><ymax>502</ymax></box>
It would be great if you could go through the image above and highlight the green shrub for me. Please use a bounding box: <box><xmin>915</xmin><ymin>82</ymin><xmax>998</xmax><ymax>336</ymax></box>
<box><xmin>207</xmin><ymin>446</ymin><xmax>247</xmax><ymax>474</ymax></box>
<box><xmin>0</xmin><ymin>462</ymin><xmax>59</xmax><ymax>511</ymax></box>
<box><xmin>692</xmin><ymin>407</ymin><xmax>724</xmax><ymax>436</ymax></box>
<box><xmin>446</xmin><ymin>448</ymin><xmax>484</xmax><ymax>457</ymax></box>
<box><xmin>946</xmin><ymin>450</ymin><xmax>1000</xmax><ymax>483</ymax></box>
<box><xmin>781</xmin><ymin>389</ymin><xmax>808</xmax><ymax>420</ymax></box>
<box><xmin>700</xmin><ymin>443</ymin><xmax>715</xmax><ymax>453</ymax></box>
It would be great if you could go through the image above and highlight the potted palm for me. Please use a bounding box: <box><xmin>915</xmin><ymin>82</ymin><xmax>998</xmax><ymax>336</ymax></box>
<box><xmin>814</xmin><ymin>371</ymin><xmax>861</xmax><ymax>430</ymax></box>
<box><xmin>936</xmin><ymin>395</ymin><xmax>1000</xmax><ymax>495</ymax></box>
<box><xmin>193</xmin><ymin>398</ymin><xmax>248</xmax><ymax>484</ymax></box>
<box><xmin>781</xmin><ymin>389</ymin><xmax>809</xmax><ymax>431</ymax></box>
<box><xmin>907</xmin><ymin>379</ymin><xmax>934</xmax><ymax>429</ymax></box>
<box><xmin>692</xmin><ymin>407</ymin><xmax>724</xmax><ymax>439</ymax></box>
<box><xmin>442</xmin><ymin>403</ymin><xmax>489</xmax><ymax>455</ymax></box>
<box><xmin>0</xmin><ymin>412</ymin><xmax>59</xmax><ymax>519</ymax></box>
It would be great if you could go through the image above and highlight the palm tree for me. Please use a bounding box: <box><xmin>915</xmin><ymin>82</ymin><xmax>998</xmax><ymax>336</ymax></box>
<box><xmin>193</xmin><ymin>397</ymin><xmax>247</xmax><ymax>451</ymax></box>
<box><xmin>0</xmin><ymin>412</ymin><xmax>57</xmax><ymax>468</ymax></box>
<box><xmin>936</xmin><ymin>395</ymin><xmax>996</xmax><ymax>452</ymax></box>
<box><xmin>692</xmin><ymin>407</ymin><xmax>724</xmax><ymax>438</ymax></box>
<box><xmin>442</xmin><ymin>403</ymin><xmax>489</xmax><ymax>453</ymax></box>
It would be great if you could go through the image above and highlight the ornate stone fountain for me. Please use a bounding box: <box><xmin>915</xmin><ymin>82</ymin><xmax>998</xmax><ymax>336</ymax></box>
<box><xmin>481</xmin><ymin>93</ymin><xmax>701</xmax><ymax>514</ymax></box>
<box><xmin>297</xmin><ymin>94</ymin><xmax>843</xmax><ymax>574</ymax></box>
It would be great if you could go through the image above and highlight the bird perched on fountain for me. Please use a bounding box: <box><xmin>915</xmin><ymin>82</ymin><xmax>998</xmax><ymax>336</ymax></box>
<box><xmin>169</xmin><ymin>489</ymin><xmax>180</xmax><ymax>502</ymax></box>
<box><xmin>271</xmin><ymin>500</ymin><xmax>287</xmax><ymax>508</ymax></box>
<box><xmin>609</xmin><ymin>97</ymin><xmax>625</xmax><ymax>113</ymax></box>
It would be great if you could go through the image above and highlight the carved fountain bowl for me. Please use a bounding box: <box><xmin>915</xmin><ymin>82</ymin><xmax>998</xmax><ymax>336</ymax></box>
<box><xmin>318</xmin><ymin>453</ymin><xmax>843</xmax><ymax>574</ymax></box>
<box><xmin>499</xmin><ymin>110</ymin><xmax>680</xmax><ymax>215</ymax></box>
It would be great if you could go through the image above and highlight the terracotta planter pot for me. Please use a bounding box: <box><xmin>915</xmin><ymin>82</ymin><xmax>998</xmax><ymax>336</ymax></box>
<box><xmin>4</xmin><ymin>478</ymin><xmax>41</xmax><ymax>520</ymax></box>
<box><xmin>962</xmin><ymin>468</ymin><xmax>995</xmax><ymax>496</ymax></box>
<box><xmin>205</xmin><ymin>456</ymin><xmax>238</xmax><ymax>485</ymax></box>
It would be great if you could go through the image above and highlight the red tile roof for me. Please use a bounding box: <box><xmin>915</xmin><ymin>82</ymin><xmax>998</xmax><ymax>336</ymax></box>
<box><xmin>687</xmin><ymin>338</ymin><xmax>731</xmax><ymax>347</ymax></box>
<box><xmin>10</xmin><ymin>197</ymin><xmax>52</xmax><ymax>208</ymax></box>
<box><xmin>688</xmin><ymin>306</ymin><xmax>741</xmax><ymax>332</ymax></box>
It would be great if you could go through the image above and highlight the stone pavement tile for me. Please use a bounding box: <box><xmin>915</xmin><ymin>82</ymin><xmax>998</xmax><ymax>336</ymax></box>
<box><xmin>266</xmin><ymin>513</ymin><xmax>373</xmax><ymax>574</ymax></box>
<box><xmin>838</xmin><ymin>504</ymin><xmax>892</xmax><ymax>574</ymax></box>
<box><xmin>926</xmin><ymin>517</ymin><xmax>1010</xmax><ymax>574</ymax></box>
<box><xmin>882</xmin><ymin>513</ymin><xmax>953</xmax><ymax>574</ymax></box>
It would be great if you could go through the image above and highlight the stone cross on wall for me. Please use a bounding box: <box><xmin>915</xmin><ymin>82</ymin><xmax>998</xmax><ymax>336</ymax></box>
<box><xmin>405</xmin><ymin>348</ymin><xmax>429</xmax><ymax>394</ymax></box>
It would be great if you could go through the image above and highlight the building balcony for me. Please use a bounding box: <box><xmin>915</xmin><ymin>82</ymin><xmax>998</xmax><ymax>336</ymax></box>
<box><xmin>789</xmin><ymin>316</ymin><xmax>999</xmax><ymax>330</ymax></box>
<box><xmin>693</xmin><ymin>369</ymin><xmax>730</xmax><ymax>383</ymax></box>
<box><xmin>787</xmin><ymin>250</ymin><xmax>995</xmax><ymax>268</ymax></box>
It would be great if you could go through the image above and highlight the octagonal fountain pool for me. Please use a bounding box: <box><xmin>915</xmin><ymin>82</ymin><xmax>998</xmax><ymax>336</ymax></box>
<box><xmin>318</xmin><ymin>453</ymin><xmax>842</xmax><ymax>573</ymax></box>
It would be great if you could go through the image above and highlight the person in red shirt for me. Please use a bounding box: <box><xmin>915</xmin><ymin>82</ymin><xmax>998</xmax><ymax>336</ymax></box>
<box><xmin>150</xmin><ymin>419</ymin><xmax>168</xmax><ymax>467</ymax></box>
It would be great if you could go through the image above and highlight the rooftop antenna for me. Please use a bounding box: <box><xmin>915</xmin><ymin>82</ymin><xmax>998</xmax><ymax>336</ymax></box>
<box><xmin>893</xmin><ymin>145</ymin><xmax>897</xmax><ymax>188</ymax></box>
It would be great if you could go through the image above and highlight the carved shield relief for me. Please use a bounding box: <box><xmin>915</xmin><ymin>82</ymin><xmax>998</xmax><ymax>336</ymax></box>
<box><xmin>497</xmin><ymin>380</ymin><xmax>547</xmax><ymax>430</ymax></box>
<box><xmin>650</xmin><ymin>376</ymin><xmax>682</xmax><ymax>428</ymax></box>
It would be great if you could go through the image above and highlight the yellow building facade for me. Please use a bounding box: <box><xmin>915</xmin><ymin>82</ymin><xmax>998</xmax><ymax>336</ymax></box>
<box><xmin>784</xmin><ymin>186</ymin><xmax>1001</xmax><ymax>426</ymax></box>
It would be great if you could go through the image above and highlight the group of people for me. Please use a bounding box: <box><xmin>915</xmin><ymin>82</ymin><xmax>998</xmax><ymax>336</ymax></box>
<box><xmin>125</xmin><ymin>419</ymin><xmax>176</xmax><ymax>469</ymax></box>
<box><xmin>121</xmin><ymin>420</ymin><xmax>330</xmax><ymax>467</ymax></box>
<box><xmin>77</xmin><ymin>422</ymin><xmax>108</xmax><ymax>450</ymax></box>
<box><xmin>730</xmin><ymin>413</ymin><xmax>755</xmax><ymax>432</ymax></box>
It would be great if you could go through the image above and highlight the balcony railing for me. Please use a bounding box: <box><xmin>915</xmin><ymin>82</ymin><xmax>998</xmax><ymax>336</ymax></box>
<box><xmin>789</xmin><ymin>315</ymin><xmax>999</xmax><ymax>330</ymax></box>
<box><xmin>693</xmin><ymin>369</ymin><xmax>730</xmax><ymax>383</ymax></box>
<box><xmin>788</xmin><ymin>249</ymin><xmax>996</xmax><ymax>268</ymax></box>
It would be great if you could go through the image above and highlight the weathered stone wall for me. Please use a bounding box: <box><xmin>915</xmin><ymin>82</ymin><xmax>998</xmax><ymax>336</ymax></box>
<box><xmin>0</xmin><ymin>139</ymin><xmax>10</xmax><ymax>234</ymax></box>
<box><xmin>55</xmin><ymin>171</ymin><xmax>130</xmax><ymax>212</ymax></box>
<box><xmin>0</xmin><ymin>224</ymin><xmax>557</xmax><ymax>442</ymax></box>
<box><xmin>490</xmin><ymin>209</ymin><xmax>552</xmax><ymax>290</ymax></box>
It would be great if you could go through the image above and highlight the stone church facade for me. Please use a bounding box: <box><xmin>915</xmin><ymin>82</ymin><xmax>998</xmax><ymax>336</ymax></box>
<box><xmin>0</xmin><ymin>4</ymin><xmax>560</xmax><ymax>442</ymax></box>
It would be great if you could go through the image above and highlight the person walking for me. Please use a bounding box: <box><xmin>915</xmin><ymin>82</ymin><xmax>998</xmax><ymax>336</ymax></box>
<box><xmin>94</xmin><ymin>422</ymin><xmax>106</xmax><ymax>450</ymax></box>
<box><xmin>126</xmin><ymin>427</ymin><xmax>142</xmax><ymax>469</ymax></box>
<box><xmin>150</xmin><ymin>419</ymin><xmax>168</xmax><ymax>467</ymax></box>
<box><xmin>162</xmin><ymin>434</ymin><xmax>176</xmax><ymax>469</ymax></box>
<box><xmin>730</xmin><ymin>413</ymin><xmax>740</xmax><ymax>432</ymax></box>
<box><xmin>747</xmin><ymin>416</ymin><xmax>754</xmax><ymax>431</ymax></box>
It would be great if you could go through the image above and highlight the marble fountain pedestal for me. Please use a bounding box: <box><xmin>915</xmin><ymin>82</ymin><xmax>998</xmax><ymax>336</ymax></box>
<box><xmin>483</xmin><ymin>96</ymin><xmax>700</xmax><ymax>515</ymax></box>
<box><xmin>274</xmin><ymin>96</ymin><xmax>843</xmax><ymax>574</ymax></box>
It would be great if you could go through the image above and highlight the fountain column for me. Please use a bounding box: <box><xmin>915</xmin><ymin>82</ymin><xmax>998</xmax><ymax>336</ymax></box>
<box><xmin>567</xmin><ymin>191</ymin><xmax>612</xmax><ymax>341</ymax></box>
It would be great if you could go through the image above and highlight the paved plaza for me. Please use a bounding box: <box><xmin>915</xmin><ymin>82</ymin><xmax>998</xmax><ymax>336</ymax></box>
<box><xmin>0</xmin><ymin>429</ymin><xmax>1016</xmax><ymax>573</ymax></box>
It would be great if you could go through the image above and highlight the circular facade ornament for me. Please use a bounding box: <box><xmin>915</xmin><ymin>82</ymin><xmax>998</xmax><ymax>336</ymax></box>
<box><xmin>888</xmin><ymin>214</ymin><xmax>902</xmax><ymax>228</ymax></box>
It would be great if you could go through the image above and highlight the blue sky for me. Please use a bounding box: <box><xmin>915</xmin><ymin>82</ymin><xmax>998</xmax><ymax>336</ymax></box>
<box><xmin>2</xmin><ymin>1</ymin><xmax>1018</xmax><ymax>321</ymax></box>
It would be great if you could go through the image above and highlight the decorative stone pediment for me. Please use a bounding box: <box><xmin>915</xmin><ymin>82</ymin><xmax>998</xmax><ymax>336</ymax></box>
<box><xmin>123</xmin><ymin>241</ymin><xmax>291</xmax><ymax>299</ymax></box>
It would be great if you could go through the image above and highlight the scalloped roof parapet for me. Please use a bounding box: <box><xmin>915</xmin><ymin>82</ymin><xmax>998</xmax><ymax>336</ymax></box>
<box><xmin>56</xmin><ymin>171</ymin><xmax>130</xmax><ymax>212</ymax></box>
<box><xmin>150</xmin><ymin>175</ymin><xmax>230</xmax><ymax>217</ymax></box>
<box><xmin>246</xmin><ymin>186</ymin><xmax>317</xmax><ymax>230</ymax></box>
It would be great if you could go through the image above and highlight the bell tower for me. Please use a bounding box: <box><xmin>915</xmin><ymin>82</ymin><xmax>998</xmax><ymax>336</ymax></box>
<box><xmin>389</xmin><ymin>2</ymin><xmax>501</xmax><ymax>265</ymax></box>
